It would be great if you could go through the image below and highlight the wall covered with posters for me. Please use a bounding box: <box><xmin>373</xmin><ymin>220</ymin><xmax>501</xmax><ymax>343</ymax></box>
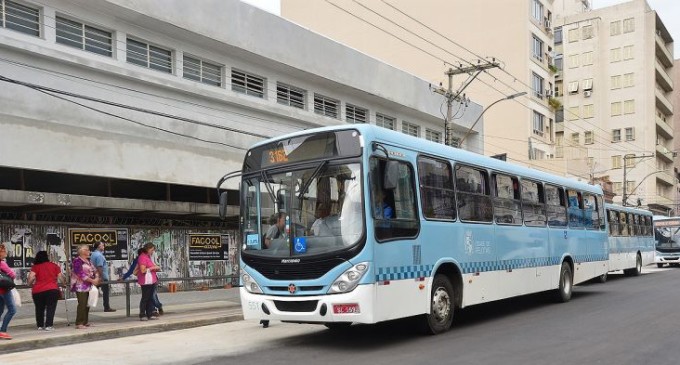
<box><xmin>0</xmin><ymin>223</ymin><xmax>239</xmax><ymax>295</ymax></box>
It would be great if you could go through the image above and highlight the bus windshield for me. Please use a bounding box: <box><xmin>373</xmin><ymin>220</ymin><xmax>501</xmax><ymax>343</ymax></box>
<box><xmin>655</xmin><ymin>224</ymin><xmax>680</xmax><ymax>251</ymax></box>
<box><xmin>241</xmin><ymin>162</ymin><xmax>364</xmax><ymax>258</ymax></box>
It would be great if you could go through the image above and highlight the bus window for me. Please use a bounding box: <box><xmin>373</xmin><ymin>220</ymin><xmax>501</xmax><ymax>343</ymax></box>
<box><xmin>455</xmin><ymin>165</ymin><xmax>493</xmax><ymax>223</ymax></box>
<box><xmin>607</xmin><ymin>210</ymin><xmax>619</xmax><ymax>236</ymax></box>
<box><xmin>628</xmin><ymin>213</ymin><xmax>635</xmax><ymax>236</ymax></box>
<box><xmin>521</xmin><ymin>179</ymin><xmax>546</xmax><ymax>227</ymax></box>
<box><xmin>418</xmin><ymin>156</ymin><xmax>456</xmax><ymax>221</ymax></box>
<box><xmin>582</xmin><ymin>194</ymin><xmax>599</xmax><ymax>230</ymax></box>
<box><xmin>546</xmin><ymin>185</ymin><xmax>567</xmax><ymax>227</ymax></box>
<box><xmin>596</xmin><ymin>196</ymin><xmax>605</xmax><ymax>230</ymax></box>
<box><xmin>492</xmin><ymin>173</ymin><xmax>522</xmax><ymax>225</ymax></box>
<box><xmin>619</xmin><ymin>213</ymin><xmax>629</xmax><ymax>236</ymax></box>
<box><xmin>370</xmin><ymin>157</ymin><xmax>419</xmax><ymax>241</ymax></box>
<box><xmin>633</xmin><ymin>215</ymin><xmax>641</xmax><ymax>236</ymax></box>
<box><xmin>645</xmin><ymin>216</ymin><xmax>652</xmax><ymax>236</ymax></box>
<box><xmin>566</xmin><ymin>190</ymin><xmax>584</xmax><ymax>228</ymax></box>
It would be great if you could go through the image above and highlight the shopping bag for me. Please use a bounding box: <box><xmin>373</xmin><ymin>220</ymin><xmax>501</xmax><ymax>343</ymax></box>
<box><xmin>87</xmin><ymin>285</ymin><xmax>99</xmax><ymax>307</ymax></box>
<box><xmin>10</xmin><ymin>288</ymin><xmax>21</xmax><ymax>308</ymax></box>
<box><xmin>144</xmin><ymin>269</ymin><xmax>153</xmax><ymax>285</ymax></box>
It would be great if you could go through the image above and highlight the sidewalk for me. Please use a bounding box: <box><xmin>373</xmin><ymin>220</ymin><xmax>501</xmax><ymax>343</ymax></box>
<box><xmin>0</xmin><ymin>288</ymin><xmax>243</xmax><ymax>354</ymax></box>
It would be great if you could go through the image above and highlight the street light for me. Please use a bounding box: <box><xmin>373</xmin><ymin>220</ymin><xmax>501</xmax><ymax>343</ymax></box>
<box><xmin>458</xmin><ymin>91</ymin><xmax>527</xmax><ymax>148</ymax></box>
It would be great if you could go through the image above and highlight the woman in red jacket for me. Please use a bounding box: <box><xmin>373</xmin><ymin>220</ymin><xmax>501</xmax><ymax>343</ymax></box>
<box><xmin>28</xmin><ymin>251</ymin><xmax>64</xmax><ymax>331</ymax></box>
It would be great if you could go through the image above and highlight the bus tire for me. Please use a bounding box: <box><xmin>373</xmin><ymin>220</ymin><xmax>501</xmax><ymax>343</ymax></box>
<box><xmin>422</xmin><ymin>274</ymin><xmax>454</xmax><ymax>335</ymax></box>
<box><xmin>597</xmin><ymin>272</ymin><xmax>607</xmax><ymax>283</ymax></box>
<box><xmin>657</xmin><ymin>263</ymin><xmax>664</xmax><ymax>268</ymax></box>
<box><xmin>624</xmin><ymin>254</ymin><xmax>642</xmax><ymax>276</ymax></box>
<box><xmin>554</xmin><ymin>262</ymin><xmax>573</xmax><ymax>303</ymax></box>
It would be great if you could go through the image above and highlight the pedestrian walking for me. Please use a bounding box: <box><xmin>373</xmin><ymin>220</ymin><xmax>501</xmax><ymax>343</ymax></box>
<box><xmin>0</xmin><ymin>243</ymin><xmax>17</xmax><ymax>339</ymax></box>
<box><xmin>28</xmin><ymin>251</ymin><xmax>64</xmax><ymax>331</ymax></box>
<box><xmin>137</xmin><ymin>243</ymin><xmax>161</xmax><ymax>321</ymax></box>
<box><xmin>91</xmin><ymin>242</ymin><xmax>116</xmax><ymax>312</ymax></box>
<box><xmin>70</xmin><ymin>244</ymin><xmax>100</xmax><ymax>329</ymax></box>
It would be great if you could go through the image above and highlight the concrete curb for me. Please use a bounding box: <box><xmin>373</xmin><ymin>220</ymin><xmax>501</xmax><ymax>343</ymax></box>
<box><xmin>1</xmin><ymin>311</ymin><xmax>244</xmax><ymax>354</ymax></box>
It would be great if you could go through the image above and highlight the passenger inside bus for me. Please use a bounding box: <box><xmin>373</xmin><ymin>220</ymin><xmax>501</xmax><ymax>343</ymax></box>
<box><xmin>374</xmin><ymin>189</ymin><xmax>394</xmax><ymax>219</ymax></box>
<box><xmin>264</xmin><ymin>212</ymin><xmax>286</xmax><ymax>248</ymax></box>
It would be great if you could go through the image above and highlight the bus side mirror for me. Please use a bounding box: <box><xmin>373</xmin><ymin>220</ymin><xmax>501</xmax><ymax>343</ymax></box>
<box><xmin>383</xmin><ymin>161</ymin><xmax>399</xmax><ymax>190</ymax></box>
<box><xmin>218</xmin><ymin>191</ymin><xmax>229</xmax><ymax>220</ymax></box>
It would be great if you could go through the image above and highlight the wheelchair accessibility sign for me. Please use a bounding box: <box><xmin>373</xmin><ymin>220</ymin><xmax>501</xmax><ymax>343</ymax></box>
<box><xmin>294</xmin><ymin>237</ymin><xmax>307</xmax><ymax>254</ymax></box>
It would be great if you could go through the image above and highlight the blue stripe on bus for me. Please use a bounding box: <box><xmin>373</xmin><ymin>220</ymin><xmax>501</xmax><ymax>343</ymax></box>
<box><xmin>375</xmin><ymin>254</ymin><xmax>609</xmax><ymax>281</ymax></box>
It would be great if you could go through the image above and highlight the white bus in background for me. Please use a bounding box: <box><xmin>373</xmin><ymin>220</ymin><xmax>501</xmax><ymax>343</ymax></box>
<box><xmin>653</xmin><ymin>216</ymin><xmax>680</xmax><ymax>268</ymax></box>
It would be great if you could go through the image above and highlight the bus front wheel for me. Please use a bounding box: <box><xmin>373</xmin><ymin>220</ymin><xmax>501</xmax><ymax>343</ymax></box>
<box><xmin>423</xmin><ymin>274</ymin><xmax>454</xmax><ymax>335</ymax></box>
<box><xmin>554</xmin><ymin>262</ymin><xmax>573</xmax><ymax>303</ymax></box>
<box><xmin>624</xmin><ymin>254</ymin><xmax>642</xmax><ymax>276</ymax></box>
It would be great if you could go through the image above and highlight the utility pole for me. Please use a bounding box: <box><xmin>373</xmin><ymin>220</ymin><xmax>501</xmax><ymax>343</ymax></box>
<box><xmin>432</xmin><ymin>62</ymin><xmax>499</xmax><ymax>146</ymax></box>
<box><xmin>622</xmin><ymin>154</ymin><xmax>654</xmax><ymax>206</ymax></box>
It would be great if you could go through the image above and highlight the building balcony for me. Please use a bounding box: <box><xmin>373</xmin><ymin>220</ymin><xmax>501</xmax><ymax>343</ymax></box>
<box><xmin>656</xmin><ymin>88</ymin><xmax>674</xmax><ymax>116</ymax></box>
<box><xmin>656</xmin><ymin>33</ymin><xmax>674</xmax><ymax>68</ymax></box>
<box><xmin>656</xmin><ymin>171</ymin><xmax>675</xmax><ymax>186</ymax></box>
<box><xmin>656</xmin><ymin>144</ymin><xmax>674</xmax><ymax>163</ymax></box>
<box><xmin>656</xmin><ymin>115</ymin><xmax>674</xmax><ymax>139</ymax></box>
<box><xmin>656</xmin><ymin>60</ymin><xmax>674</xmax><ymax>92</ymax></box>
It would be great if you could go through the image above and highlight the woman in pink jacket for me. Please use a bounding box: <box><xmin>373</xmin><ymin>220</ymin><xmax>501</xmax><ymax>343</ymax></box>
<box><xmin>0</xmin><ymin>243</ymin><xmax>17</xmax><ymax>340</ymax></box>
<box><xmin>138</xmin><ymin>242</ymin><xmax>161</xmax><ymax>321</ymax></box>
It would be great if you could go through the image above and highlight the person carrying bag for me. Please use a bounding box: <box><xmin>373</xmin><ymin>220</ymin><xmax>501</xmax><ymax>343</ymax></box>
<box><xmin>0</xmin><ymin>243</ymin><xmax>17</xmax><ymax>340</ymax></box>
<box><xmin>137</xmin><ymin>243</ymin><xmax>161</xmax><ymax>321</ymax></box>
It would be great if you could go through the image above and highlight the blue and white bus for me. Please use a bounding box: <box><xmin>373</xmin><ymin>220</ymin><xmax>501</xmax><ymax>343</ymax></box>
<box><xmin>218</xmin><ymin>125</ymin><xmax>608</xmax><ymax>334</ymax></box>
<box><xmin>603</xmin><ymin>204</ymin><xmax>654</xmax><ymax>279</ymax></box>
<box><xmin>653</xmin><ymin>216</ymin><xmax>680</xmax><ymax>268</ymax></box>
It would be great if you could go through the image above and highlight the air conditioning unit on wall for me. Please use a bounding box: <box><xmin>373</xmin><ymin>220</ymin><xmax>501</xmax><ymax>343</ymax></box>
<box><xmin>584</xmin><ymin>90</ymin><xmax>592</xmax><ymax>97</ymax></box>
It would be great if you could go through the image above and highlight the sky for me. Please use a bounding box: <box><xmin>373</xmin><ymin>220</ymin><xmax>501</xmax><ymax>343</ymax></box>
<box><xmin>241</xmin><ymin>0</ymin><xmax>678</xmax><ymax>56</ymax></box>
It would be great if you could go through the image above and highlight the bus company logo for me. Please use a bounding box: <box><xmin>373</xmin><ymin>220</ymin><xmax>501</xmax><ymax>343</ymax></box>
<box><xmin>464</xmin><ymin>231</ymin><xmax>474</xmax><ymax>255</ymax></box>
<box><xmin>281</xmin><ymin>258</ymin><xmax>301</xmax><ymax>264</ymax></box>
<box><xmin>288</xmin><ymin>284</ymin><xmax>297</xmax><ymax>294</ymax></box>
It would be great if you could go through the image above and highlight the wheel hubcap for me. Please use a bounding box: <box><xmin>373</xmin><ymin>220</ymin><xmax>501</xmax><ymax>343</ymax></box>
<box><xmin>563</xmin><ymin>272</ymin><xmax>571</xmax><ymax>295</ymax></box>
<box><xmin>432</xmin><ymin>287</ymin><xmax>451</xmax><ymax>323</ymax></box>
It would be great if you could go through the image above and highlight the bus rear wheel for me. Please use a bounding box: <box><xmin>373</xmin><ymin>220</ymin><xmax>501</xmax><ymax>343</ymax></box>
<box><xmin>624</xmin><ymin>254</ymin><xmax>642</xmax><ymax>276</ymax></box>
<box><xmin>422</xmin><ymin>274</ymin><xmax>454</xmax><ymax>335</ymax></box>
<box><xmin>553</xmin><ymin>262</ymin><xmax>573</xmax><ymax>303</ymax></box>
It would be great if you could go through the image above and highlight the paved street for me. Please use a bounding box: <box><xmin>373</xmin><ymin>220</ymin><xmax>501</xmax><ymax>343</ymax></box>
<box><xmin>3</xmin><ymin>266</ymin><xmax>680</xmax><ymax>365</ymax></box>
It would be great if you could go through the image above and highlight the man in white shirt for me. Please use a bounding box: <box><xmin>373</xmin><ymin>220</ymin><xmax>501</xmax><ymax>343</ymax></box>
<box><xmin>311</xmin><ymin>204</ymin><xmax>333</xmax><ymax>236</ymax></box>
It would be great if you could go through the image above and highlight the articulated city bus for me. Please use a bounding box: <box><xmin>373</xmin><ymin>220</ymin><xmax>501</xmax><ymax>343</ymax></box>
<box><xmin>217</xmin><ymin>125</ymin><xmax>608</xmax><ymax>334</ymax></box>
<box><xmin>653</xmin><ymin>216</ymin><xmax>680</xmax><ymax>268</ymax></box>
<box><xmin>602</xmin><ymin>204</ymin><xmax>654</xmax><ymax>280</ymax></box>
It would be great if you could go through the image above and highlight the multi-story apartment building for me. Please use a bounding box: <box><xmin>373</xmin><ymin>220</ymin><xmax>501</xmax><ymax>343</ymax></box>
<box><xmin>282</xmin><ymin>0</ymin><xmax>557</xmax><ymax>169</ymax></box>
<box><xmin>674</xmin><ymin>59</ymin><xmax>680</xmax><ymax>207</ymax></box>
<box><xmin>554</xmin><ymin>0</ymin><xmax>675</xmax><ymax>214</ymax></box>
<box><xmin>0</xmin><ymin>0</ymin><xmax>482</xmax><ymax>280</ymax></box>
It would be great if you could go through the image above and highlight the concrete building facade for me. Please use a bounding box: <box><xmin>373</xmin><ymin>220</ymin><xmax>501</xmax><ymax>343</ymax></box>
<box><xmin>0</xmin><ymin>0</ymin><xmax>482</xmax><ymax>282</ymax></box>
<box><xmin>282</xmin><ymin>0</ymin><xmax>558</xmax><ymax>170</ymax></box>
<box><xmin>554</xmin><ymin>0</ymin><xmax>675</xmax><ymax>214</ymax></box>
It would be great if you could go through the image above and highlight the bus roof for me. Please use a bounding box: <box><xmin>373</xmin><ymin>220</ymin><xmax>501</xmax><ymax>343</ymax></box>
<box><xmin>604</xmin><ymin>203</ymin><xmax>653</xmax><ymax>216</ymax></box>
<box><xmin>251</xmin><ymin>124</ymin><xmax>603</xmax><ymax>195</ymax></box>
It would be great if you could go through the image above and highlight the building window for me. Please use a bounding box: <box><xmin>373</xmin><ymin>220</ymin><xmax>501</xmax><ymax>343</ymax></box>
<box><xmin>568</xmin><ymin>81</ymin><xmax>579</xmax><ymax>94</ymax></box>
<box><xmin>127</xmin><ymin>38</ymin><xmax>172</xmax><ymax>73</ymax></box>
<box><xmin>624</xmin><ymin>154</ymin><xmax>635</xmax><ymax>168</ymax></box>
<box><xmin>626</xmin><ymin>181</ymin><xmax>635</xmax><ymax>194</ymax></box>
<box><xmin>612</xmin><ymin>155</ymin><xmax>622</xmax><ymax>169</ymax></box>
<box><xmin>582</xmin><ymin>25</ymin><xmax>594</xmax><ymax>39</ymax></box>
<box><xmin>585</xmin><ymin>131</ymin><xmax>594</xmax><ymax>144</ymax></box>
<box><xmin>610</xmin><ymin>20</ymin><xmax>621</xmax><ymax>36</ymax></box>
<box><xmin>588</xmin><ymin>157</ymin><xmax>594</xmax><ymax>166</ymax></box>
<box><xmin>532</xmin><ymin>34</ymin><xmax>544</xmax><ymax>61</ymax></box>
<box><xmin>376</xmin><ymin>113</ymin><xmax>395</xmax><ymax>130</ymax></box>
<box><xmin>625</xmin><ymin>127</ymin><xmax>635</xmax><ymax>141</ymax></box>
<box><xmin>611</xmin><ymin>102</ymin><xmax>622</xmax><ymax>116</ymax></box>
<box><xmin>613</xmin><ymin>182</ymin><xmax>622</xmax><ymax>195</ymax></box>
<box><xmin>532</xmin><ymin>72</ymin><xmax>544</xmax><ymax>98</ymax></box>
<box><xmin>532</xmin><ymin>0</ymin><xmax>543</xmax><ymax>22</ymax></box>
<box><xmin>56</xmin><ymin>16</ymin><xmax>112</xmax><ymax>57</ymax></box>
<box><xmin>183</xmin><ymin>56</ymin><xmax>222</xmax><ymax>86</ymax></box>
<box><xmin>425</xmin><ymin>129</ymin><xmax>441</xmax><ymax>143</ymax></box>
<box><xmin>568</xmin><ymin>106</ymin><xmax>580</xmax><ymax>121</ymax></box>
<box><xmin>0</xmin><ymin>0</ymin><xmax>40</xmax><ymax>37</ymax></box>
<box><xmin>231</xmin><ymin>69</ymin><xmax>265</xmax><ymax>98</ymax></box>
<box><xmin>346</xmin><ymin>104</ymin><xmax>368</xmax><ymax>123</ymax></box>
<box><xmin>623</xmin><ymin>17</ymin><xmax>635</xmax><ymax>33</ymax></box>
<box><xmin>568</xmin><ymin>54</ymin><xmax>579</xmax><ymax>68</ymax></box>
<box><xmin>533</xmin><ymin>111</ymin><xmax>545</xmax><ymax>137</ymax></box>
<box><xmin>276</xmin><ymin>82</ymin><xmax>306</xmax><ymax>109</ymax></box>
<box><xmin>623</xmin><ymin>45</ymin><xmax>634</xmax><ymax>60</ymax></box>
<box><xmin>581</xmin><ymin>51</ymin><xmax>593</xmax><ymax>66</ymax></box>
<box><xmin>402</xmin><ymin>121</ymin><xmax>419</xmax><ymax>137</ymax></box>
<box><xmin>555</xmin><ymin>27</ymin><xmax>563</xmax><ymax>44</ymax></box>
<box><xmin>554</xmin><ymin>56</ymin><xmax>563</xmax><ymax>71</ymax></box>
<box><xmin>582</xmin><ymin>78</ymin><xmax>593</xmax><ymax>91</ymax></box>
<box><xmin>623</xmin><ymin>72</ymin><xmax>634</xmax><ymax>88</ymax></box>
<box><xmin>571</xmin><ymin>132</ymin><xmax>579</xmax><ymax>145</ymax></box>
<box><xmin>583</xmin><ymin>104</ymin><xmax>594</xmax><ymax>118</ymax></box>
<box><xmin>313</xmin><ymin>94</ymin><xmax>339</xmax><ymax>118</ymax></box>
<box><xmin>612</xmin><ymin>129</ymin><xmax>621</xmax><ymax>142</ymax></box>
<box><xmin>610</xmin><ymin>48</ymin><xmax>621</xmax><ymax>62</ymax></box>
<box><xmin>624</xmin><ymin>99</ymin><xmax>635</xmax><ymax>114</ymax></box>
<box><xmin>611</xmin><ymin>75</ymin><xmax>622</xmax><ymax>89</ymax></box>
<box><xmin>568</xmin><ymin>28</ymin><xmax>579</xmax><ymax>42</ymax></box>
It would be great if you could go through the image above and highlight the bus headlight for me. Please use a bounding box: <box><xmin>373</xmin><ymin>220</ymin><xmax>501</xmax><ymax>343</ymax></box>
<box><xmin>241</xmin><ymin>269</ymin><xmax>263</xmax><ymax>294</ymax></box>
<box><xmin>328</xmin><ymin>262</ymin><xmax>369</xmax><ymax>294</ymax></box>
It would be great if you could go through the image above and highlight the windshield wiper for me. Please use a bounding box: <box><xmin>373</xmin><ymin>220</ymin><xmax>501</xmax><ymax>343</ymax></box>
<box><xmin>260</xmin><ymin>170</ymin><xmax>277</xmax><ymax>206</ymax></box>
<box><xmin>298</xmin><ymin>160</ymin><xmax>329</xmax><ymax>200</ymax></box>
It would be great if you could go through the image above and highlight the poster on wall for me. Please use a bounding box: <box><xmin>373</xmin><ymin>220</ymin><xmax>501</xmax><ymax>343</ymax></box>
<box><xmin>68</xmin><ymin>228</ymin><xmax>129</xmax><ymax>260</ymax></box>
<box><xmin>188</xmin><ymin>233</ymin><xmax>228</xmax><ymax>261</ymax></box>
<box><xmin>6</xmin><ymin>228</ymin><xmax>34</xmax><ymax>268</ymax></box>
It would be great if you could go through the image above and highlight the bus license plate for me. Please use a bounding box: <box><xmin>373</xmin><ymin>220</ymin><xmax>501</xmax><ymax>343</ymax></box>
<box><xmin>333</xmin><ymin>303</ymin><xmax>360</xmax><ymax>314</ymax></box>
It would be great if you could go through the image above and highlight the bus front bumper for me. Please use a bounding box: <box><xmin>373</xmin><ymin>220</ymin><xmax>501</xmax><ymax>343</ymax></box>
<box><xmin>240</xmin><ymin>284</ymin><xmax>375</xmax><ymax>324</ymax></box>
<box><xmin>655</xmin><ymin>254</ymin><xmax>680</xmax><ymax>264</ymax></box>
